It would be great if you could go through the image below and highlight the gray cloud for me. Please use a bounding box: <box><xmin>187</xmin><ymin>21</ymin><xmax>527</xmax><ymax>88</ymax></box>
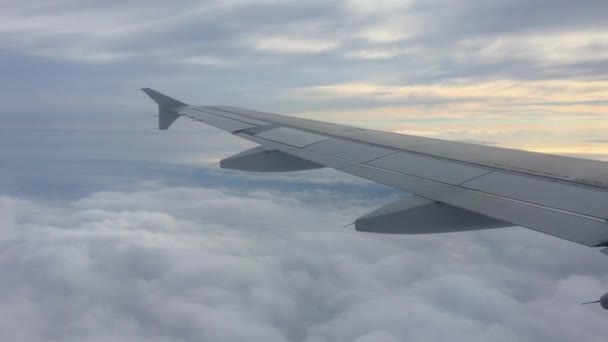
<box><xmin>3</xmin><ymin>0</ymin><xmax>608</xmax><ymax>83</ymax></box>
<box><xmin>1</xmin><ymin>0</ymin><xmax>607</xmax><ymax>122</ymax></box>
<box><xmin>1</xmin><ymin>182</ymin><xmax>608</xmax><ymax>342</ymax></box>
<box><xmin>434</xmin><ymin>0</ymin><xmax>608</xmax><ymax>37</ymax></box>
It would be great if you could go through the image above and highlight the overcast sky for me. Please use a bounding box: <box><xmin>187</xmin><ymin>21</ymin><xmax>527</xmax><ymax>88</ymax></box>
<box><xmin>2</xmin><ymin>0</ymin><xmax>608</xmax><ymax>341</ymax></box>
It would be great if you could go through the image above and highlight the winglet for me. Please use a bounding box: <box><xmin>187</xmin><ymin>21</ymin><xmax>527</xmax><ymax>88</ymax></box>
<box><xmin>141</xmin><ymin>88</ymin><xmax>188</xmax><ymax>130</ymax></box>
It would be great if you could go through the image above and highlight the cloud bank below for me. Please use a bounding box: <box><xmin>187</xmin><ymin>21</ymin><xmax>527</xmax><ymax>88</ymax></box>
<box><xmin>1</xmin><ymin>181</ymin><xmax>608</xmax><ymax>342</ymax></box>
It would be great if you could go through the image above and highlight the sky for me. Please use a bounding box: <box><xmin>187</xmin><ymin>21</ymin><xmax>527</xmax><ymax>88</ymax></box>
<box><xmin>1</xmin><ymin>0</ymin><xmax>608</xmax><ymax>341</ymax></box>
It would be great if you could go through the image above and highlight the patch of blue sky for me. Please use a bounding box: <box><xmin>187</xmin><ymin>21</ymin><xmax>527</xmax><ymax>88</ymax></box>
<box><xmin>0</xmin><ymin>157</ymin><xmax>399</xmax><ymax>202</ymax></box>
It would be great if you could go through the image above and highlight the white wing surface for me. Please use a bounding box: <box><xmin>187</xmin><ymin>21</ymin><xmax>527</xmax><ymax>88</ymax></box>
<box><xmin>142</xmin><ymin>88</ymin><xmax>608</xmax><ymax>250</ymax></box>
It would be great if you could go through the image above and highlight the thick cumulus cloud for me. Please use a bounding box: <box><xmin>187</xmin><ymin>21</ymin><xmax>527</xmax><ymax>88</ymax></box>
<box><xmin>1</xmin><ymin>183</ymin><xmax>608</xmax><ymax>342</ymax></box>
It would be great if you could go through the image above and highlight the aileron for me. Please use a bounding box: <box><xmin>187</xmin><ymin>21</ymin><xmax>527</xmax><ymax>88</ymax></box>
<box><xmin>462</xmin><ymin>172</ymin><xmax>608</xmax><ymax>220</ymax></box>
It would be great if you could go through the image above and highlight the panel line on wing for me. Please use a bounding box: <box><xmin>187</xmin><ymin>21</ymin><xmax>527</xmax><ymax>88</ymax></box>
<box><xmin>179</xmin><ymin>108</ymin><xmax>256</xmax><ymax>132</ymax></box>
<box><xmin>191</xmin><ymin>108</ymin><xmax>269</xmax><ymax>127</ymax></box>
<box><xmin>367</xmin><ymin>152</ymin><xmax>492</xmax><ymax>185</ymax></box>
<box><xmin>461</xmin><ymin>171</ymin><xmax>608</xmax><ymax>220</ymax></box>
<box><xmin>305</xmin><ymin>138</ymin><xmax>397</xmax><ymax>164</ymax></box>
<box><xmin>194</xmin><ymin>106</ymin><xmax>270</xmax><ymax>126</ymax></box>
<box><xmin>255</xmin><ymin>127</ymin><xmax>330</xmax><ymax>148</ymax></box>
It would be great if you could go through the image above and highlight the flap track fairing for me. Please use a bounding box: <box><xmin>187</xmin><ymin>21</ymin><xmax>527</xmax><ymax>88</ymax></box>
<box><xmin>356</xmin><ymin>195</ymin><xmax>511</xmax><ymax>234</ymax></box>
<box><xmin>220</xmin><ymin>147</ymin><xmax>324</xmax><ymax>172</ymax></box>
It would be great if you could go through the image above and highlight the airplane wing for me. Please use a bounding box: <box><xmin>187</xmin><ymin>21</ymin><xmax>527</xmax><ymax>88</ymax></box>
<box><xmin>142</xmin><ymin>88</ymin><xmax>608</xmax><ymax>251</ymax></box>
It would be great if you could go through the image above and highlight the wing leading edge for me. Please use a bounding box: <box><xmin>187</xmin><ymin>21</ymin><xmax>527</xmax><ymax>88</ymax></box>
<box><xmin>142</xmin><ymin>88</ymin><xmax>608</xmax><ymax>250</ymax></box>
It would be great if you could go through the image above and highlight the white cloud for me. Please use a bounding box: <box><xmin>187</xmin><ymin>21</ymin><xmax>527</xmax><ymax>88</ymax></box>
<box><xmin>1</xmin><ymin>182</ymin><xmax>608</xmax><ymax>341</ymax></box>
<box><xmin>247</xmin><ymin>37</ymin><xmax>339</xmax><ymax>54</ymax></box>
<box><xmin>454</xmin><ymin>31</ymin><xmax>608</xmax><ymax>66</ymax></box>
<box><xmin>343</xmin><ymin>48</ymin><xmax>401</xmax><ymax>60</ymax></box>
<box><xmin>344</xmin><ymin>0</ymin><xmax>415</xmax><ymax>15</ymax></box>
<box><xmin>179</xmin><ymin>56</ymin><xmax>235</xmax><ymax>66</ymax></box>
<box><xmin>352</xmin><ymin>14</ymin><xmax>421</xmax><ymax>44</ymax></box>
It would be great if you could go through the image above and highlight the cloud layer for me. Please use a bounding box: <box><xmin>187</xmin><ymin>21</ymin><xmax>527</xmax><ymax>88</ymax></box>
<box><xmin>1</xmin><ymin>180</ymin><xmax>608</xmax><ymax>342</ymax></box>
